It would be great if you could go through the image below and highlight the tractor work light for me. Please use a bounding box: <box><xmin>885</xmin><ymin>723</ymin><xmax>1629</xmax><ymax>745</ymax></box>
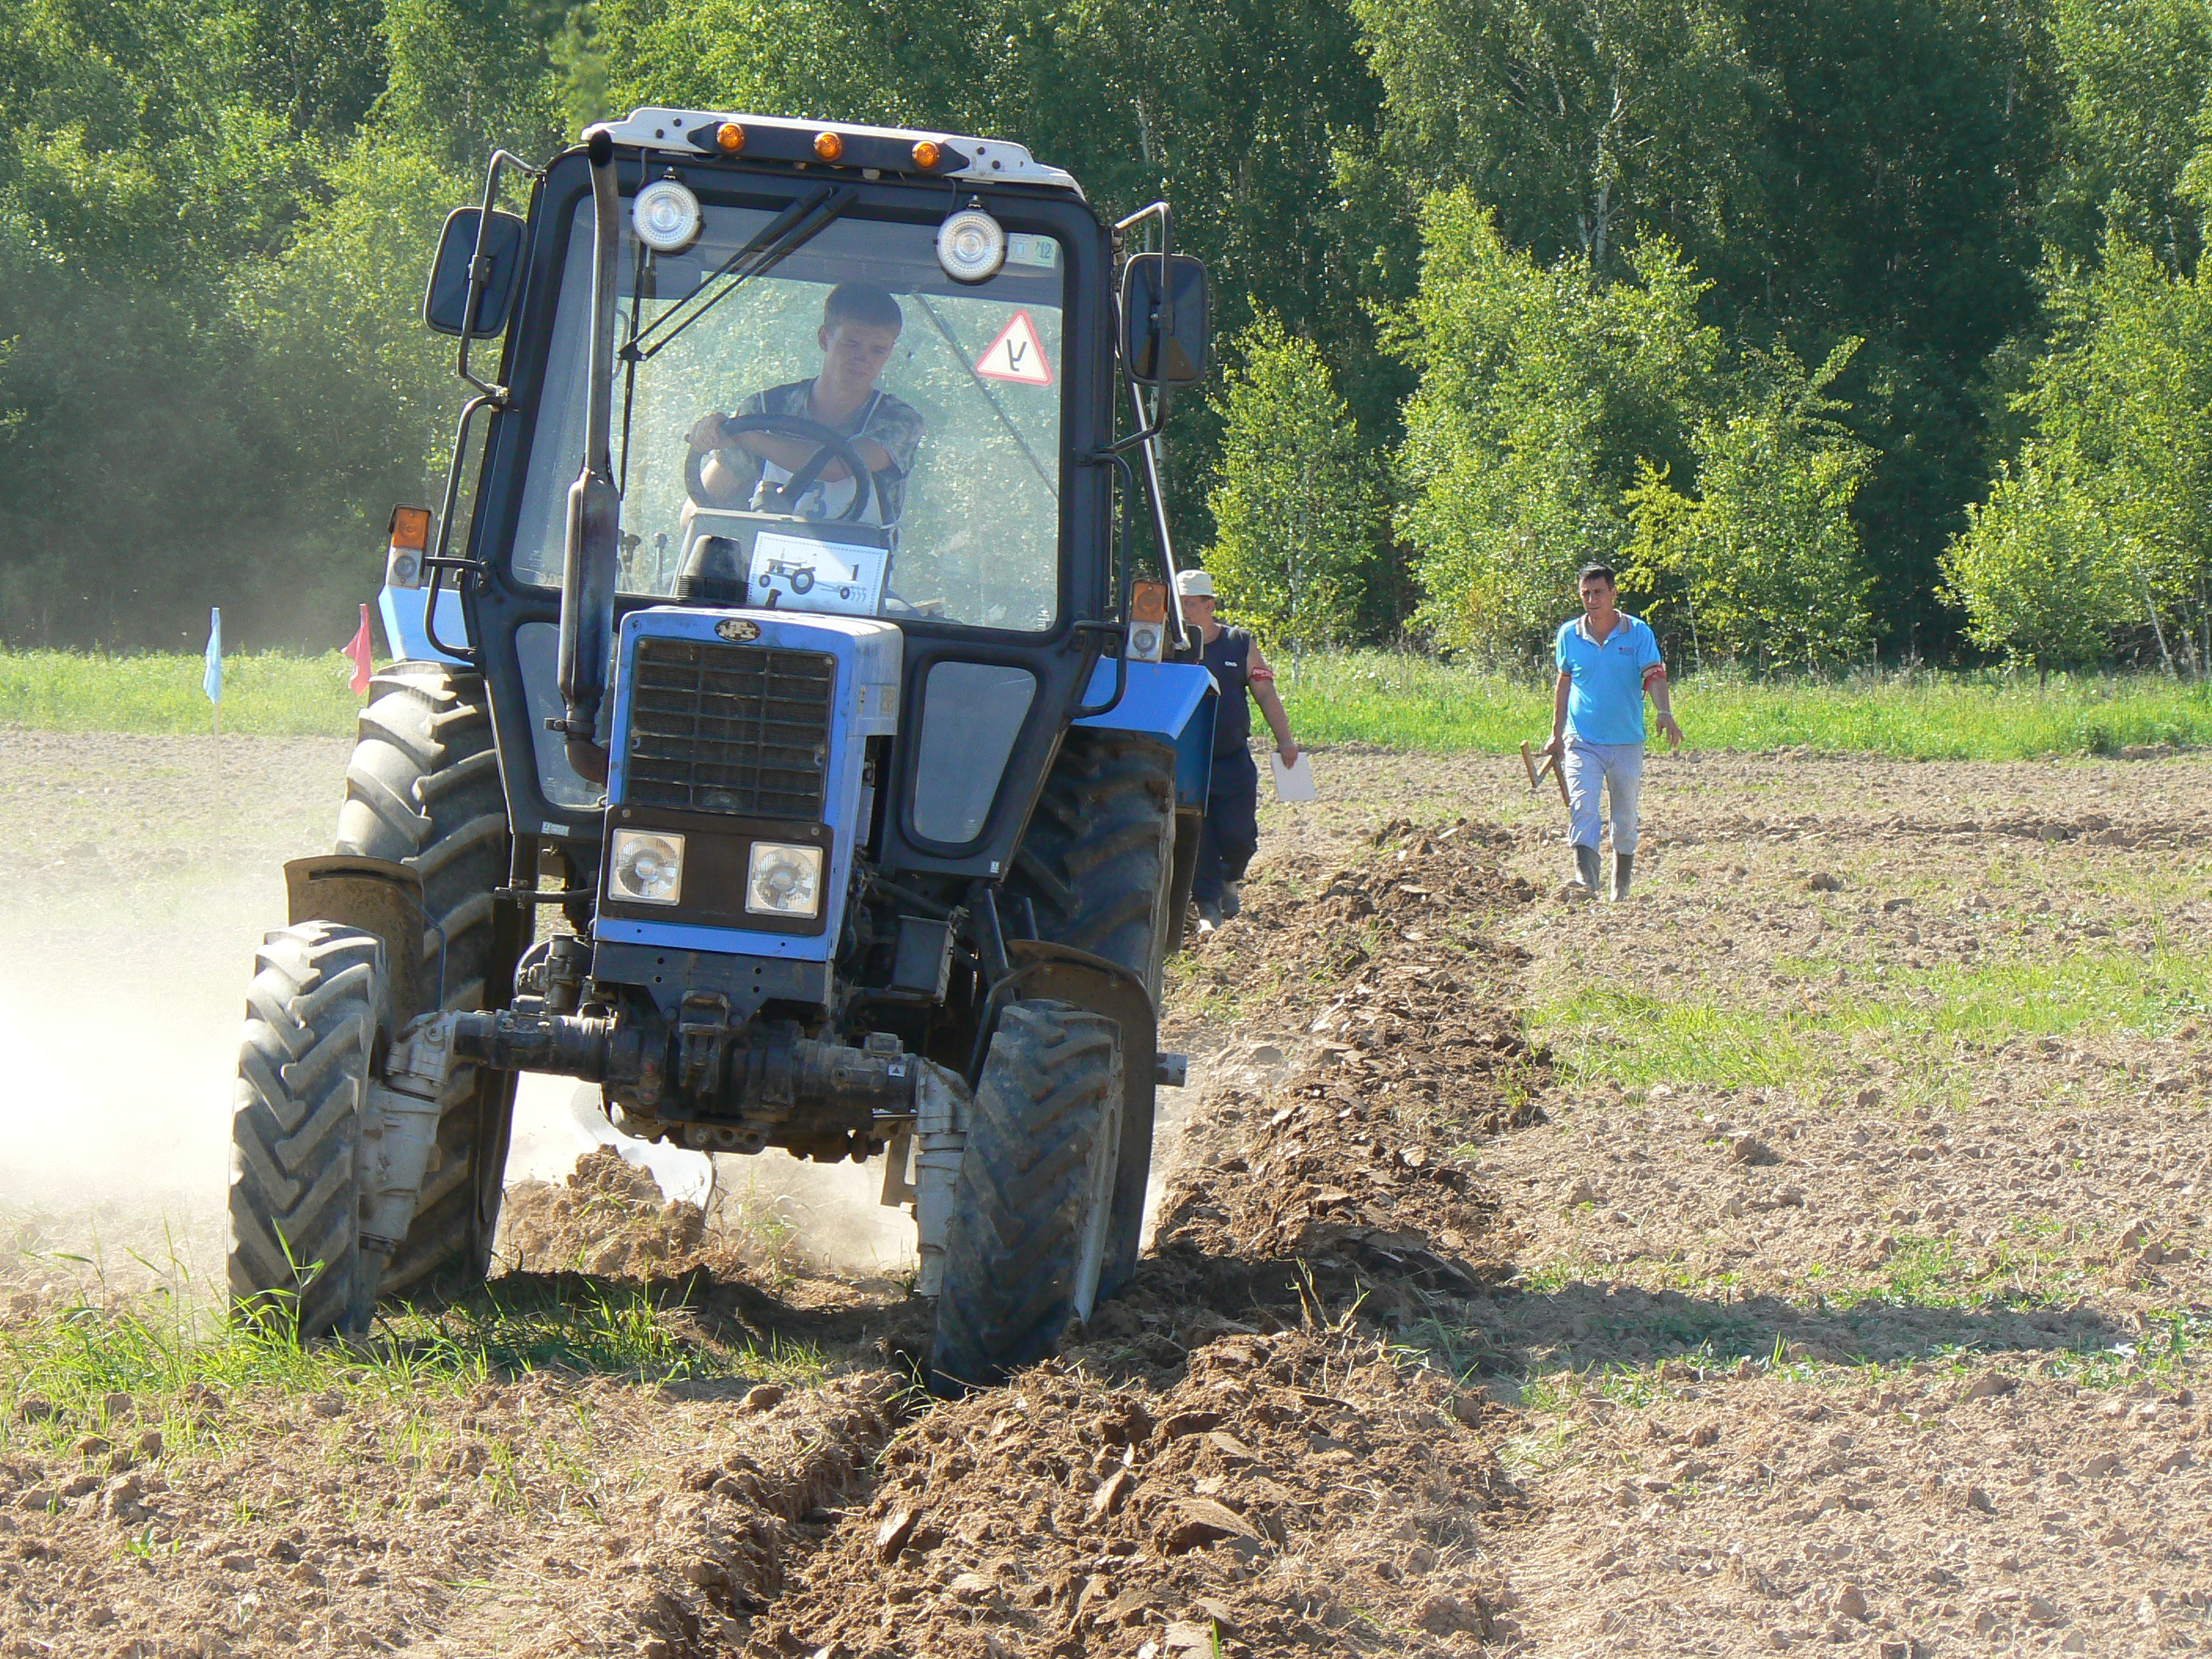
<box><xmin>814</xmin><ymin>130</ymin><xmax>845</xmax><ymax>162</ymax></box>
<box><xmin>936</xmin><ymin>207</ymin><xmax>1005</xmax><ymax>284</ymax></box>
<box><xmin>745</xmin><ymin>842</ymin><xmax>824</xmax><ymax>917</ymax></box>
<box><xmin>610</xmin><ymin>830</ymin><xmax>685</xmax><ymax>905</ymax></box>
<box><xmin>632</xmin><ymin>180</ymin><xmax>702</xmax><ymax>254</ymax></box>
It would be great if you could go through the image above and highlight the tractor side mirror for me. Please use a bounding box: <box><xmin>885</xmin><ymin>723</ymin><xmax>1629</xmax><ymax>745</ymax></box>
<box><xmin>1121</xmin><ymin>253</ymin><xmax>1210</xmax><ymax>388</ymax></box>
<box><xmin>423</xmin><ymin>207</ymin><xmax>526</xmax><ymax>338</ymax></box>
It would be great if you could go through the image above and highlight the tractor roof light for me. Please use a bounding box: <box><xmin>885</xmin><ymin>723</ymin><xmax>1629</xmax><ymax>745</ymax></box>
<box><xmin>632</xmin><ymin>179</ymin><xmax>702</xmax><ymax>254</ymax></box>
<box><xmin>716</xmin><ymin>122</ymin><xmax>745</xmax><ymax>153</ymax></box>
<box><xmin>911</xmin><ymin>140</ymin><xmax>942</xmax><ymax>170</ymax></box>
<box><xmin>814</xmin><ymin>130</ymin><xmax>845</xmax><ymax>162</ymax></box>
<box><xmin>936</xmin><ymin>207</ymin><xmax>1005</xmax><ymax>284</ymax></box>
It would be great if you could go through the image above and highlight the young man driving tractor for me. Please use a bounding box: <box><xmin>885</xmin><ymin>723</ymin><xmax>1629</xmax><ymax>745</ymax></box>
<box><xmin>686</xmin><ymin>280</ymin><xmax>926</xmax><ymax>529</ymax></box>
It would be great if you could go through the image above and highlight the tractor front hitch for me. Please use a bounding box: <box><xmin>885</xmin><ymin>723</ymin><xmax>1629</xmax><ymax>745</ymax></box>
<box><xmin>447</xmin><ymin>1004</ymin><xmax>923</xmax><ymax>1133</ymax></box>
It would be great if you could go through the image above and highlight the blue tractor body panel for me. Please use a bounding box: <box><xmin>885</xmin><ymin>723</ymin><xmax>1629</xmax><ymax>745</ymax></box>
<box><xmin>597</xmin><ymin>607</ymin><xmax>903</xmax><ymax>962</ymax></box>
<box><xmin>379</xmin><ymin>583</ymin><xmax>471</xmax><ymax>664</ymax></box>
<box><xmin>1074</xmin><ymin>657</ymin><xmax>1218</xmax><ymax>807</ymax></box>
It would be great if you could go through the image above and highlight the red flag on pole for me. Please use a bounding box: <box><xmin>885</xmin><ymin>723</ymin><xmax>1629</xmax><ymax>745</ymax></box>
<box><xmin>345</xmin><ymin>603</ymin><xmax>375</xmax><ymax>697</ymax></box>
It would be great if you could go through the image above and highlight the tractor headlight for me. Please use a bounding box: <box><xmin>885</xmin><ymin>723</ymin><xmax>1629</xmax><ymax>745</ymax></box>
<box><xmin>745</xmin><ymin>841</ymin><xmax>824</xmax><ymax>917</ymax></box>
<box><xmin>936</xmin><ymin>207</ymin><xmax>1005</xmax><ymax>284</ymax></box>
<box><xmin>632</xmin><ymin>180</ymin><xmax>702</xmax><ymax>255</ymax></box>
<box><xmin>609</xmin><ymin>830</ymin><xmax>685</xmax><ymax>905</ymax></box>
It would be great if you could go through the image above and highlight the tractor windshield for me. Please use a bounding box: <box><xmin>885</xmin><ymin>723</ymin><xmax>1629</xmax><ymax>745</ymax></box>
<box><xmin>512</xmin><ymin>195</ymin><xmax>1065</xmax><ymax>632</ymax></box>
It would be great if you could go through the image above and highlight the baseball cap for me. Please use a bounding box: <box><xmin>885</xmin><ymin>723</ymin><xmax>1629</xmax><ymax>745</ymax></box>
<box><xmin>1174</xmin><ymin>569</ymin><xmax>1216</xmax><ymax>599</ymax></box>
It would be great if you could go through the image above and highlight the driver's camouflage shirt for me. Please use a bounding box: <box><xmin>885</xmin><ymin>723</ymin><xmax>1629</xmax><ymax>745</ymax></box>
<box><xmin>719</xmin><ymin>379</ymin><xmax>926</xmax><ymax>528</ymax></box>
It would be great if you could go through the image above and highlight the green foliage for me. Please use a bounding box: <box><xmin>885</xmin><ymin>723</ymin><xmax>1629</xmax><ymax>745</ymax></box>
<box><xmin>0</xmin><ymin>0</ymin><xmax>2204</xmax><ymax>669</ymax></box>
<box><xmin>1943</xmin><ymin>453</ymin><xmax>2139</xmax><ymax>671</ymax></box>
<box><xmin>2045</xmin><ymin>0</ymin><xmax>2212</xmax><ymax>270</ymax></box>
<box><xmin>1354</xmin><ymin>0</ymin><xmax>1763</xmax><ymax>273</ymax></box>
<box><xmin>1362</xmin><ymin>0</ymin><xmax>2054</xmax><ymax>652</ymax></box>
<box><xmin>0</xmin><ymin>0</ymin><xmax>565</xmax><ymax>650</ymax></box>
<box><xmin>1204</xmin><ymin>313</ymin><xmax>1382</xmax><ymax>647</ymax></box>
<box><xmin>1386</xmin><ymin>192</ymin><xmax>1719</xmax><ymax>657</ymax></box>
<box><xmin>1624</xmin><ymin>342</ymin><xmax>1877</xmax><ymax>672</ymax></box>
<box><xmin>1950</xmin><ymin>232</ymin><xmax>2212</xmax><ymax>672</ymax></box>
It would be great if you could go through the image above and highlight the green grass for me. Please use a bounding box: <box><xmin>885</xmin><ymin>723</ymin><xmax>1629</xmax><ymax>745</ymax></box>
<box><xmin>0</xmin><ymin>1270</ymin><xmax>823</xmax><ymax>1457</ymax></box>
<box><xmin>1276</xmin><ymin>650</ymin><xmax>2212</xmax><ymax>760</ymax></box>
<box><xmin>0</xmin><ymin>649</ymin><xmax>368</xmax><ymax>736</ymax></box>
<box><xmin>1538</xmin><ymin>944</ymin><xmax>2212</xmax><ymax>1093</ymax></box>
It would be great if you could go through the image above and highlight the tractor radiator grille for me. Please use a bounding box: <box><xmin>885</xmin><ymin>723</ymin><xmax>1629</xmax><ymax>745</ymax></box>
<box><xmin>624</xmin><ymin>639</ymin><xmax>836</xmax><ymax>819</ymax></box>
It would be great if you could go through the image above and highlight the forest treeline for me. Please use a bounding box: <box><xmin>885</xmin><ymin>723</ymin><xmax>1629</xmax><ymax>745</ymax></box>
<box><xmin>5</xmin><ymin>0</ymin><xmax>2212</xmax><ymax>669</ymax></box>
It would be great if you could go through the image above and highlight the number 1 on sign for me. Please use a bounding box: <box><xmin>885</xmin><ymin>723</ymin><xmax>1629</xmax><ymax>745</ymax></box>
<box><xmin>974</xmin><ymin>310</ymin><xmax>1053</xmax><ymax>386</ymax></box>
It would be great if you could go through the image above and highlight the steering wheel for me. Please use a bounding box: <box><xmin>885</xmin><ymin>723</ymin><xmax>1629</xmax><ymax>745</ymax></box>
<box><xmin>686</xmin><ymin>413</ymin><xmax>878</xmax><ymax>522</ymax></box>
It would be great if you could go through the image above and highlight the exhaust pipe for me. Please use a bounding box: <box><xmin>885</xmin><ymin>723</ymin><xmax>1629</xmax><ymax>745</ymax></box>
<box><xmin>555</xmin><ymin>124</ymin><xmax>621</xmax><ymax>784</ymax></box>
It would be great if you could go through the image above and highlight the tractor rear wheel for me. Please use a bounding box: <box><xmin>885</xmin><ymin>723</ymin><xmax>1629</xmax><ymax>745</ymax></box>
<box><xmin>929</xmin><ymin>1000</ymin><xmax>1122</xmax><ymax>1395</ymax></box>
<box><xmin>330</xmin><ymin>662</ymin><xmax>515</xmax><ymax>1299</ymax></box>
<box><xmin>227</xmin><ymin>922</ymin><xmax>386</xmax><ymax>1336</ymax></box>
<box><xmin>1007</xmin><ymin>731</ymin><xmax>1174</xmax><ymax>1295</ymax></box>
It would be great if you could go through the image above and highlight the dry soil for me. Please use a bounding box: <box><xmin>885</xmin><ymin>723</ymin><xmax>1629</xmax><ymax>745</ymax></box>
<box><xmin>5</xmin><ymin>732</ymin><xmax>2211</xmax><ymax>1656</ymax></box>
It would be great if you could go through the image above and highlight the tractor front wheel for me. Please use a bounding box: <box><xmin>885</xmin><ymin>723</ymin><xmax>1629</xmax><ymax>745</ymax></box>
<box><xmin>929</xmin><ymin>1000</ymin><xmax>1122</xmax><ymax>1395</ymax></box>
<box><xmin>227</xmin><ymin>922</ymin><xmax>388</xmax><ymax>1336</ymax></box>
<box><xmin>1006</xmin><ymin>731</ymin><xmax>1175</xmax><ymax>1298</ymax></box>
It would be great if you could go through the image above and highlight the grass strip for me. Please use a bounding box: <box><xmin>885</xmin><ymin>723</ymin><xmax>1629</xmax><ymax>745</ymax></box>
<box><xmin>1275</xmin><ymin>650</ymin><xmax>2212</xmax><ymax>760</ymax></box>
<box><xmin>1537</xmin><ymin>945</ymin><xmax>2212</xmax><ymax>1093</ymax></box>
<box><xmin>0</xmin><ymin>650</ymin><xmax>367</xmax><ymax>737</ymax></box>
<box><xmin>0</xmin><ymin>1271</ymin><xmax>824</xmax><ymax>1455</ymax></box>
<box><xmin>11</xmin><ymin>645</ymin><xmax>2212</xmax><ymax>760</ymax></box>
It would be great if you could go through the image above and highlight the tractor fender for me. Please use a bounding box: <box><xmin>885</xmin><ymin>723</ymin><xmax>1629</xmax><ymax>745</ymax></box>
<box><xmin>993</xmin><ymin>939</ymin><xmax>1157</xmax><ymax>1074</ymax></box>
<box><xmin>1072</xmin><ymin>657</ymin><xmax>1218</xmax><ymax>810</ymax></box>
<box><xmin>285</xmin><ymin>854</ymin><xmax>431</xmax><ymax>1029</ymax></box>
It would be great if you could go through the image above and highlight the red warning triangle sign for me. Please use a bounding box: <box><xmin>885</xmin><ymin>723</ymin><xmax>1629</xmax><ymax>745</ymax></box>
<box><xmin>975</xmin><ymin>310</ymin><xmax>1053</xmax><ymax>386</ymax></box>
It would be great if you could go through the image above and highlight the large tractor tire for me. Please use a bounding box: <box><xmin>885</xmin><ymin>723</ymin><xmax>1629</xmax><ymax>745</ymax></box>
<box><xmin>930</xmin><ymin>1001</ymin><xmax>1122</xmax><ymax>1395</ymax></box>
<box><xmin>1007</xmin><ymin>731</ymin><xmax>1175</xmax><ymax>1295</ymax></box>
<box><xmin>330</xmin><ymin>663</ymin><xmax>515</xmax><ymax>1300</ymax></box>
<box><xmin>227</xmin><ymin>922</ymin><xmax>388</xmax><ymax>1336</ymax></box>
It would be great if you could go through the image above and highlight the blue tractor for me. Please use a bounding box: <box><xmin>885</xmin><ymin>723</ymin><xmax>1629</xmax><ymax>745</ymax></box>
<box><xmin>226</xmin><ymin>111</ymin><xmax>1218</xmax><ymax>1393</ymax></box>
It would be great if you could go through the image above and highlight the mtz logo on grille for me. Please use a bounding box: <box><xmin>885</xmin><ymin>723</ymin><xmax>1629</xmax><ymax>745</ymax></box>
<box><xmin>713</xmin><ymin>617</ymin><xmax>760</xmax><ymax>642</ymax></box>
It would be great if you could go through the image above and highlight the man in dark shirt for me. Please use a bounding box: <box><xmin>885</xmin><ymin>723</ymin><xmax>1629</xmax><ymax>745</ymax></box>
<box><xmin>1176</xmin><ymin>569</ymin><xmax>1299</xmax><ymax>935</ymax></box>
<box><xmin>686</xmin><ymin>280</ymin><xmax>926</xmax><ymax>528</ymax></box>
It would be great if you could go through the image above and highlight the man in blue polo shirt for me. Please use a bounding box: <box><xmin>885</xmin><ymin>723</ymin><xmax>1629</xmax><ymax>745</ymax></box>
<box><xmin>1544</xmin><ymin>562</ymin><xmax>1683</xmax><ymax>900</ymax></box>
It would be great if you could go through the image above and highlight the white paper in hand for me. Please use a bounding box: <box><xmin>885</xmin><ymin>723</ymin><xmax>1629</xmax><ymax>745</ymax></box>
<box><xmin>1269</xmin><ymin>752</ymin><xmax>1318</xmax><ymax>803</ymax></box>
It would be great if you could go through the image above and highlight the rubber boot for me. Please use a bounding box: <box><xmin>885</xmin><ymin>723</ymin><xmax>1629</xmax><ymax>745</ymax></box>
<box><xmin>1566</xmin><ymin>844</ymin><xmax>1601</xmax><ymax>900</ymax></box>
<box><xmin>1196</xmin><ymin>898</ymin><xmax>1224</xmax><ymax>936</ymax></box>
<box><xmin>1612</xmin><ymin>851</ymin><xmax>1634</xmax><ymax>902</ymax></box>
<box><xmin>1221</xmin><ymin>879</ymin><xmax>1243</xmax><ymax>920</ymax></box>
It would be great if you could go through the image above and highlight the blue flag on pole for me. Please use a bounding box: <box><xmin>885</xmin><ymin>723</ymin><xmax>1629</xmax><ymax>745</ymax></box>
<box><xmin>202</xmin><ymin>607</ymin><xmax>222</xmax><ymax>704</ymax></box>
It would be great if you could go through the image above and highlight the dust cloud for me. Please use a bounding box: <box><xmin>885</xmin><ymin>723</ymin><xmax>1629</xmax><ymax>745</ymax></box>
<box><xmin>0</xmin><ymin>881</ymin><xmax>263</xmax><ymax>1295</ymax></box>
<box><xmin>0</xmin><ymin>728</ymin><xmax>910</xmax><ymax>1297</ymax></box>
<box><xmin>0</xmin><ymin>894</ymin><xmax>911</xmax><ymax>1299</ymax></box>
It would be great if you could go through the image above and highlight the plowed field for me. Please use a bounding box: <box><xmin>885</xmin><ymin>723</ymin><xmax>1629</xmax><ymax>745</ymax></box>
<box><xmin>6</xmin><ymin>732</ymin><xmax>2212</xmax><ymax>1657</ymax></box>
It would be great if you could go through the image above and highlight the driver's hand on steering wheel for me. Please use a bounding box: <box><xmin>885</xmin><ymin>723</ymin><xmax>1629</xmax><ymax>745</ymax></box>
<box><xmin>687</xmin><ymin>411</ymin><xmax>745</xmax><ymax>453</ymax></box>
